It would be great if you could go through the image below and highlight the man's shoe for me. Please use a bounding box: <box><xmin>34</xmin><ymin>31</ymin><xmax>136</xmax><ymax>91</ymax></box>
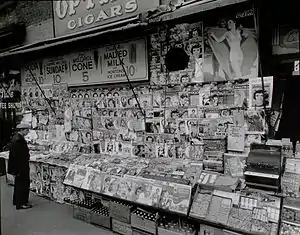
<box><xmin>16</xmin><ymin>204</ymin><xmax>32</xmax><ymax>210</ymax></box>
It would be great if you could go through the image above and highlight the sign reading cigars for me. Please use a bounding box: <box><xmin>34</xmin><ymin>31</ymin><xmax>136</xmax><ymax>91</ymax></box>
<box><xmin>21</xmin><ymin>38</ymin><xmax>148</xmax><ymax>86</ymax></box>
<box><xmin>53</xmin><ymin>0</ymin><xmax>159</xmax><ymax>37</ymax></box>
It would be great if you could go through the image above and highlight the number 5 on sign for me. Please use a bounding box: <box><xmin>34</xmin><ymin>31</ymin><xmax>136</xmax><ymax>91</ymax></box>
<box><xmin>82</xmin><ymin>71</ymin><xmax>89</xmax><ymax>82</ymax></box>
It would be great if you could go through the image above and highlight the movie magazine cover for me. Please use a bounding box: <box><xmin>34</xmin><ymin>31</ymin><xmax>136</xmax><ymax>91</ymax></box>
<box><xmin>249</xmin><ymin>76</ymin><xmax>273</xmax><ymax>109</ymax></box>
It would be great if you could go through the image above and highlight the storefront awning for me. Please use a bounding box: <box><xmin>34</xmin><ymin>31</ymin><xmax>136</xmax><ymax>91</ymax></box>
<box><xmin>152</xmin><ymin>0</ymin><xmax>249</xmax><ymax>22</ymax></box>
<box><xmin>0</xmin><ymin>20</ymin><xmax>147</xmax><ymax>60</ymax></box>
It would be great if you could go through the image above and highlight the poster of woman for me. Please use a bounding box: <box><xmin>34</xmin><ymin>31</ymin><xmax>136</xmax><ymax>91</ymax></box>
<box><xmin>204</xmin><ymin>6</ymin><xmax>258</xmax><ymax>81</ymax></box>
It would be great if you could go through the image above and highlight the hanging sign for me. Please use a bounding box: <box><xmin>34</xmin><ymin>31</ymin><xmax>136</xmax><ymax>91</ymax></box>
<box><xmin>68</xmin><ymin>50</ymin><xmax>98</xmax><ymax>86</ymax></box>
<box><xmin>44</xmin><ymin>56</ymin><xmax>70</xmax><ymax>85</ymax></box>
<box><xmin>68</xmin><ymin>38</ymin><xmax>148</xmax><ymax>86</ymax></box>
<box><xmin>98</xmin><ymin>38</ymin><xmax>148</xmax><ymax>84</ymax></box>
<box><xmin>52</xmin><ymin>0</ymin><xmax>159</xmax><ymax>37</ymax></box>
<box><xmin>21</xmin><ymin>60</ymin><xmax>47</xmax><ymax>86</ymax></box>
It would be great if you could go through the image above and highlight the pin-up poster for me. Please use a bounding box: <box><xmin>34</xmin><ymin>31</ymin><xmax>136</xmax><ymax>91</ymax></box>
<box><xmin>204</xmin><ymin>6</ymin><xmax>258</xmax><ymax>81</ymax></box>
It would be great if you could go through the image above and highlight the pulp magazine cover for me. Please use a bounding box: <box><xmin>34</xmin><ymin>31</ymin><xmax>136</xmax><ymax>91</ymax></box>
<box><xmin>159</xmin><ymin>181</ymin><xmax>192</xmax><ymax>215</ymax></box>
<box><xmin>125</xmin><ymin>176</ymin><xmax>162</xmax><ymax>207</ymax></box>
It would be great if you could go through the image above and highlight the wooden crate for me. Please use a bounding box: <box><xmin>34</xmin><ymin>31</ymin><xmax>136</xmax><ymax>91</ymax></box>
<box><xmin>112</xmin><ymin>218</ymin><xmax>132</xmax><ymax>235</ymax></box>
<box><xmin>73</xmin><ymin>205</ymin><xmax>91</xmax><ymax>223</ymax></box>
<box><xmin>110</xmin><ymin>200</ymin><xmax>132</xmax><ymax>223</ymax></box>
<box><xmin>132</xmin><ymin>228</ymin><xmax>154</xmax><ymax>235</ymax></box>
<box><xmin>90</xmin><ymin>210</ymin><xmax>111</xmax><ymax>229</ymax></box>
<box><xmin>158</xmin><ymin>227</ymin><xmax>196</xmax><ymax>235</ymax></box>
<box><xmin>131</xmin><ymin>210</ymin><xmax>157</xmax><ymax>234</ymax></box>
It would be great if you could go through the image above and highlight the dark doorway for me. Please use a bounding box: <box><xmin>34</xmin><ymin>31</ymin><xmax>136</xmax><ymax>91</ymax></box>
<box><xmin>277</xmin><ymin>75</ymin><xmax>300</xmax><ymax>142</ymax></box>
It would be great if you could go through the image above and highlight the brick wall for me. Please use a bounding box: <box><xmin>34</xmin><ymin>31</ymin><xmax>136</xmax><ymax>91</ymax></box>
<box><xmin>0</xmin><ymin>1</ymin><xmax>54</xmax><ymax>45</ymax></box>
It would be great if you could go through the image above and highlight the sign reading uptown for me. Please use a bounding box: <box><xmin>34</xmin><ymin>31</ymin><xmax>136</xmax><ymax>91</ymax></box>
<box><xmin>53</xmin><ymin>0</ymin><xmax>159</xmax><ymax>37</ymax></box>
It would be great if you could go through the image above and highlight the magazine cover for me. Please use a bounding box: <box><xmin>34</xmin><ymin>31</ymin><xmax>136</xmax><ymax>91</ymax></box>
<box><xmin>249</xmin><ymin>76</ymin><xmax>273</xmax><ymax>109</ymax></box>
<box><xmin>159</xmin><ymin>181</ymin><xmax>192</xmax><ymax>215</ymax></box>
<box><xmin>190</xmin><ymin>192</ymin><xmax>212</xmax><ymax>219</ymax></box>
<box><xmin>207</xmin><ymin>195</ymin><xmax>232</xmax><ymax>225</ymax></box>
<box><xmin>244</xmin><ymin>110</ymin><xmax>266</xmax><ymax>134</ymax></box>
<box><xmin>82</xmin><ymin>168</ymin><xmax>104</xmax><ymax>193</ymax></box>
<box><xmin>127</xmin><ymin>176</ymin><xmax>162</xmax><ymax>207</ymax></box>
<box><xmin>72</xmin><ymin>166</ymin><xmax>88</xmax><ymax>188</ymax></box>
<box><xmin>63</xmin><ymin>164</ymin><xmax>77</xmax><ymax>186</ymax></box>
<box><xmin>224</xmin><ymin>153</ymin><xmax>246</xmax><ymax>178</ymax></box>
<box><xmin>234</xmin><ymin>80</ymin><xmax>249</xmax><ymax>107</ymax></box>
<box><xmin>227</xmin><ymin>125</ymin><xmax>245</xmax><ymax>152</ymax></box>
<box><xmin>102</xmin><ymin>175</ymin><xmax>123</xmax><ymax>198</ymax></box>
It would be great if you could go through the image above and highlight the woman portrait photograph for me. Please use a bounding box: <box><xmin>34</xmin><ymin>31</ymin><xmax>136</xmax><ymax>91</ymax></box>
<box><xmin>204</xmin><ymin>7</ymin><xmax>258</xmax><ymax>81</ymax></box>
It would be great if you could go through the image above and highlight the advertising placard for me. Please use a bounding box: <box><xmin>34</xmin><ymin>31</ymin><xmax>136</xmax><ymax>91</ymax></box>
<box><xmin>98</xmin><ymin>38</ymin><xmax>148</xmax><ymax>84</ymax></box>
<box><xmin>21</xmin><ymin>60</ymin><xmax>46</xmax><ymax>86</ymax></box>
<box><xmin>68</xmin><ymin>38</ymin><xmax>148</xmax><ymax>86</ymax></box>
<box><xmin>44</xmin><ymin>56</ymin><xmax>70</xmax><ymax>85</ymax></box>
<box><xmin>68</xmin><ymin>50</ymin><xmax>98</xmax><ymax>86</ymax></box>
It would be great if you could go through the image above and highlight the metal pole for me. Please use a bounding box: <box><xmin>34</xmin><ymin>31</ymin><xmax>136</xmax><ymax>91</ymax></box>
<box><xmin>112</xmin><ymin>43</ymin><xmax>145</xmax><ymax>117</ymax></box>
<box><xmin>28</xmin><ymin>69</ymin><xmax>56</xmax><ymax>114</ymax></box>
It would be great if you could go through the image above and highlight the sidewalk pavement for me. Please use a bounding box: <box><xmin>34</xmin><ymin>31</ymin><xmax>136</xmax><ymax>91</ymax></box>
<box><xmin>1</xmin><ymin>178</ymin><xmax>113</xmax><ymax>235</ymax></box>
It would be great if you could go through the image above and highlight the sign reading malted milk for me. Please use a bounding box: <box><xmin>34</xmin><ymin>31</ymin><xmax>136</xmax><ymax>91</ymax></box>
<box><xmin>44</xmin><ymin>56</ymin><xmax>70</xmax><ymax>84</ymax></box>
<box><xmin>53</xmin><ymin>0</ymin><xmax>159</xmax><ymax>37</ymax></box>
<box><xmin>98</xmin><ymin>38</ymin><xmax>147</xmax><ymax>83</ymax></box>
<box><xmin>68</xmin><ymin>38</ymin><xmax>148</xmax><ymax>86</ymax></box>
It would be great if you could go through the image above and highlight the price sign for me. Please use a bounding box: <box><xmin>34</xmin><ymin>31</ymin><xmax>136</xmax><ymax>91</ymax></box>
<box><xmin>44</xmin><ymin>56</ymin><xmax>70</xmax><ymax>84</ymax></box>
<box><xmin>21</xmin><ymin>60</ymin><xmax>45</xmax><ymax>86</ymax></box>
<box><xmin>68</xmin><ymin>50</ymin><xmax>98</xmax><ymax>86</ymax></box>
<box><xmin>98</xmin><ymin>38</ymin><xmax>148</xmax><ymax>84</ymax></box>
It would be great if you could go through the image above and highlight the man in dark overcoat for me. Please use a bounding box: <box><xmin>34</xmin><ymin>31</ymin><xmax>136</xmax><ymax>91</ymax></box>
<box><xmin>8</xmin><ymin>123</ymin><xmax>32</xmax><ymax>210</ymax></box>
